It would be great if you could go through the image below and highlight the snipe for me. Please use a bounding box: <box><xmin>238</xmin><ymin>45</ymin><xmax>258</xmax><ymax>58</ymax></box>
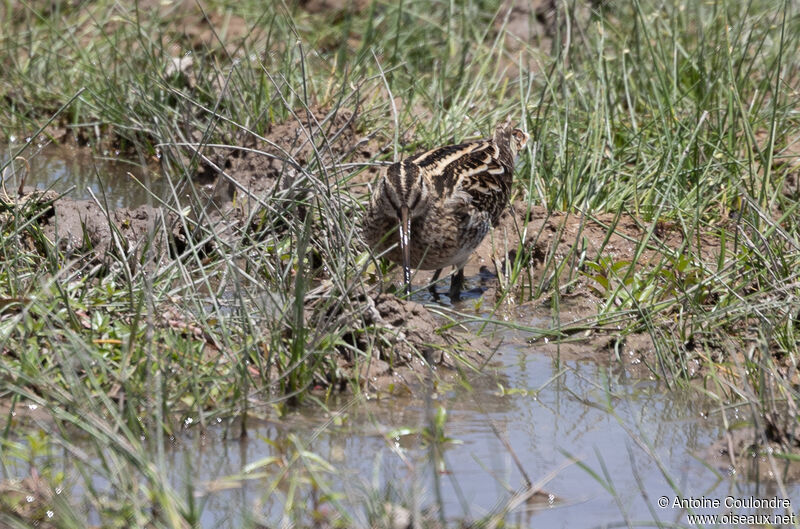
<box><xmin>364</xmin><ymin>120</ymin><xmax>529</xmax><ymax>300</ymax></box>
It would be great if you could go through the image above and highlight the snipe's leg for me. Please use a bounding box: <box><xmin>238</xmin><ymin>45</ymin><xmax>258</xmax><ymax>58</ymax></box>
<box><xmin>448</xmin><ymin>266</ymin><xmax>465</xmax><ymax>301</ymax></box>
<box><xmin>428</xmin><ymin>268</ymin><xmax>443</xmax><ymax>297</ymax></box>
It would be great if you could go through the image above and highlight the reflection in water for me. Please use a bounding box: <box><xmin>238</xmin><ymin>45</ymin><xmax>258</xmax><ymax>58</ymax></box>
<box><xmin>1</xmin><ymin>143</ymin><xmax>167</xmax><ymax>209</ymax></box>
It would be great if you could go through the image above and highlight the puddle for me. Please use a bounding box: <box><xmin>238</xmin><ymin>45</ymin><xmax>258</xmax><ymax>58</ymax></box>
<box><xmin>1</xmin><ymin>143</ymin><xmax>167</xmax><ymax>209</ymax></box>
<box><xmin>9</xmin><ymin>325</ymin><xmax>793</xmax><ymax>527</ymax></box>
<box><xmin>117</xmin><ymin>335</ymin><xmax>796</xmax><ymax>527</ymax></box>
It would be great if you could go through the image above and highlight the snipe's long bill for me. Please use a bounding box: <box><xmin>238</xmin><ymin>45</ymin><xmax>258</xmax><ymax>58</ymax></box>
<box><xmin>399</xmin><ymin>203</ymin><xmax>412</xmax><ymax>295</ymax></box>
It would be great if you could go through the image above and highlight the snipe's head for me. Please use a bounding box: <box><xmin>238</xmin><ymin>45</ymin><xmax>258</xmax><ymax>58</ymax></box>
<box><xmin>374</xmin><ymin>160</ymin><xmax>430</xmax><ymax>220</ymax></box>
<box><xmin>369</xmin><ymin>160</ymin><xmax>430</xmax><ymax>297</ymax></box>
<box><xmin>493</xmin><ymin>119</ymin><xmax>530</xmax><ymax>160</ymax></box>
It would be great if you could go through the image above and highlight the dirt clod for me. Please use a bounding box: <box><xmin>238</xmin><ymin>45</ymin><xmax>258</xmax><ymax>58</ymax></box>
<box><xmin>40</xmin><ymin>196</ymin><xmax>174</xmax><ymax>267</ymax></box>
<box><xmin>367</xmin><ymin>293</ymin><xmax>449</xmax><ymax>364</ymax></box>
<box><xmin>196</xmin><ymin>106</ymin><xmax>362</xmax><ymax>202</ymax></box>
<box><xmin>329</xmin><ymin>292</ymin><xmax>490</xmax><ymax>394</ymax></box>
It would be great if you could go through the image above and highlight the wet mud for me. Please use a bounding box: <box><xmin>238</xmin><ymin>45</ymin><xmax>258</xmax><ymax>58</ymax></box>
<box><xmin>339</xmin><ymin>293</ymin><xmax>492</xmax><ymax>395</ymax></box>
<box><xmin>194</xmin><ymin>106</ymin><xmax>365</xmax><ymax>200</ymax></box>
<box><xmin>706</xmin><ymin>424</ymin><xmax>800</xmax><ymax>482</ymax></box>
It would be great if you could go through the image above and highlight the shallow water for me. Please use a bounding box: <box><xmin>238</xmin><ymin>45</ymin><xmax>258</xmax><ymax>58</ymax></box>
<box><xmin>150</xmin><ymin>322</ymin><xmax>800</xmax><ymax>528</ymax></box>
<box><xmin>1</xmin><ymin>143</ymin><xmax>167</xmax><ymax>209</ymax></box>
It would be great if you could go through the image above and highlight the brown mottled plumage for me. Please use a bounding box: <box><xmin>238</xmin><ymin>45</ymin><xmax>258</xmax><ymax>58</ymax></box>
<box><xmin>364</xmin><ymin>120</ymin><xmax>529</xmax><ymax>300</ymax></box>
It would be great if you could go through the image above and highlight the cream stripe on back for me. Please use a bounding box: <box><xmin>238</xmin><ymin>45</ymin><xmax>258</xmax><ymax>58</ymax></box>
<box><xmin>414</xmin><ymin>143</ymin><xmax>480</xmax><ymax>171</ymax></box>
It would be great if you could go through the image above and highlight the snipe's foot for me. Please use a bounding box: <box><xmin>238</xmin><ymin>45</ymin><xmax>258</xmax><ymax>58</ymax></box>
<box><xmin>428</xmin><ymin>284</ymin><xmax>442</xmax><ymax>302</ymax></box>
